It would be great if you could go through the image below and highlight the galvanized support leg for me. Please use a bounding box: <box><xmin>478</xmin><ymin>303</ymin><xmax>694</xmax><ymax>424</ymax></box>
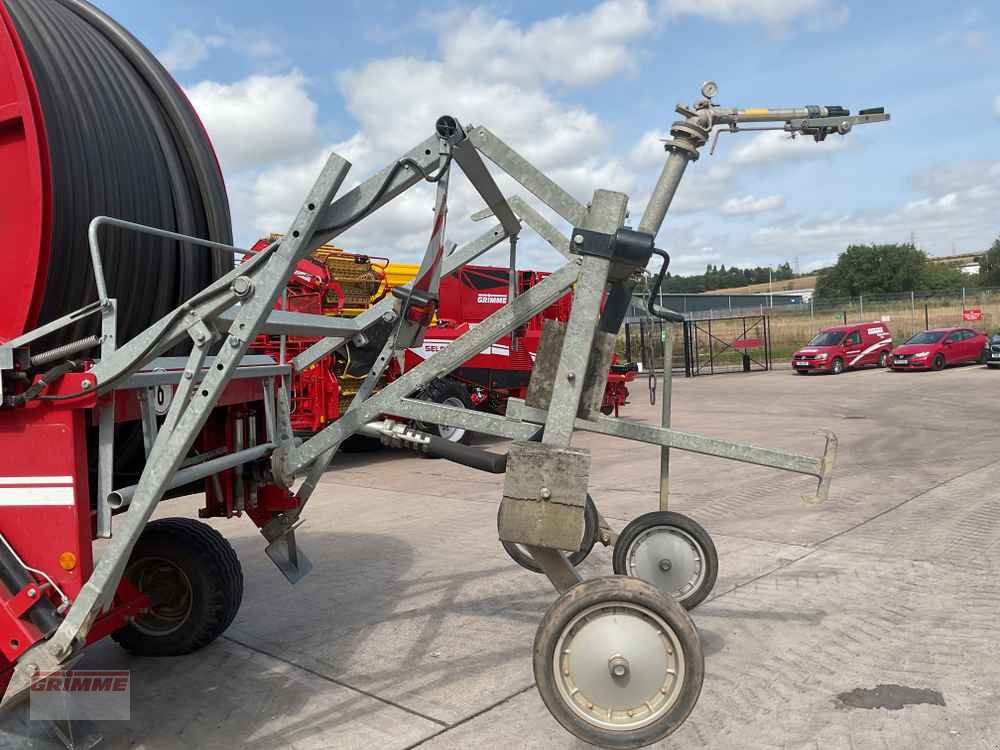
<box><xmin>138</xmin><ymin>388</ymin><xmax>159</xmax><ymax>456</ymax></box>
<box><xmin>659</xmin><ymin>323</ymin><xmax>674</xmax><ymax>511</ymax></box>
<box><xmin>95</xmin><ymin>300</ymin><xmax>118</xmax><ymax>539</ymax></box>
<box><xmin>523</xmin><ymin>189</ymin><xmax>626</xmax><ymax>591</ymax></box>
<box><xmin>95</xmin><ymin>404</ymin><xmax>115</xmax><ymax>540</ymax></box>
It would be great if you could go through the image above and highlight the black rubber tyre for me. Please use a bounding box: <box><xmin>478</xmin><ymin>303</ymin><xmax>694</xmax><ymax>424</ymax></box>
<box><xmin>612</xmin><ymin>511</ymin><xmax>718</xmax><ymax>611</ymax></box>
<box><xmin>415</xmin><ymin>379</ymin><xmax>474</xmax><ymax>444</ymax></box>
<box><xmin>501</xmin><ymin>494</ymin><xmax>599</xmax><ymax>573</ymax></box>
<box><xmin>830</xmin><ymin>357</ymin><xmax>844</xmax><ymax>375</ymax></box>
<box><xmin>933</xmin><ymin>354</ymin><xmax>946</xmax><ymax>371</ymax></box>
<box><xmin>533</xmin><ymin>576</ymin><xmax>704</xmax><ymax>749</ymax></box>
<box><xmin>979</xmin><ymin>349</ymin><xmax>988</xmax><ymax>365</ymax></box>
<box><xmin>112</xmin><ymin>518</ymin><xmax>243</xmax><ymax>656</ymax></box>
<box><xmin>878</xmin><ymin>350</ymin><xmax>890</xmax><ymax>368</ymax></box>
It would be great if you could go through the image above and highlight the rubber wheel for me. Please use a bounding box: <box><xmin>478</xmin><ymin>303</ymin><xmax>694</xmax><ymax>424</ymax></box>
<box><xmin>501</xmin><ymin>494</ymin><xmax>599</xmax><ymax>573</ymax></box>
<box><xmin>612</xmin><ymin>511</ymin><xmax>718</xmax><ymax>611</ymax></box>
<box><xmin>830</xmin><ymin>357</ymin><xmax>844</xmax><ymax>375</ymax></box>
<box><xmin>533</xmin><ymin>576</ymin><xmax>704</xmax><ymax>749</ymax></box>
<box><xmin>112</xmin><ymin>518</ymin><xmax>243</xmax><ymax>656</ymax></box>
<box><xmin>415</xmin><ymin>379</ymin><xmax>474</xmax><ymax>444</ymax></box>
<box><xmin>933</xmin><ymin>354</ymin><xmax>945</xmax><ymax>371</ymax></box>
<box><xmin>878</xmin><ymin>350</ymin><xmax>890</xmax><ymax>368</ymax></box>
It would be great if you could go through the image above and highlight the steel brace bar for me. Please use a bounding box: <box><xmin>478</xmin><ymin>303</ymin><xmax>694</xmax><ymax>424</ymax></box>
<box><xmin>291</xmin><ymin>220</ymin><xmax>511</xmax><ymax>373</ymax></box>
<box><xmin>506</xmin><ymin>400</ymin><xmax>838</xmax><ymax>503</ymax></box>
<box><xmin>280</xmin><ymin>261</ymin><xmax>583</xmax><ymax>478</ymax></box>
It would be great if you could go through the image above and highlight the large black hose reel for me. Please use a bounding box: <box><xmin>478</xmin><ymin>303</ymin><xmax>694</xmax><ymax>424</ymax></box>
<box><xmin>3</xmin><ymin>0</ymin><xmax>232</xmax><ymax>348</ymax></box>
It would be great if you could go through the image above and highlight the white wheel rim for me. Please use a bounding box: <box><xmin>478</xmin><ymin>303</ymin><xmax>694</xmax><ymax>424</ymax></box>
<box><xmin>553</xmin><ymin>601</ymin><xmax>686</xmax><ymax>730</ymax></box>
<box><xmin>627</xmin><ymin>526</ymin><xmax>706</xmax><ymax>602</ymax></box>
<box><xmin>436</xmin><ymin>396</ymin><xmax>467</xmax><ymax>442</ymax></box>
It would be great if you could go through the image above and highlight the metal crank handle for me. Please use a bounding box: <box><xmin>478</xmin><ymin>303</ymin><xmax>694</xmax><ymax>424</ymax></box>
<box><xmin>647</xmin><ymin>248</ymin><xmax>685</xmax><ymax>323</ymax></box>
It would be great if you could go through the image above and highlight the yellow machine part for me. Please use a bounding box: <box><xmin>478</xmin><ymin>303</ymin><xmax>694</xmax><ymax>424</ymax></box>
<box><xmin>270</xmin><ymin>233</ymin><xmax>423</xmax><ymax>317</ymax></box>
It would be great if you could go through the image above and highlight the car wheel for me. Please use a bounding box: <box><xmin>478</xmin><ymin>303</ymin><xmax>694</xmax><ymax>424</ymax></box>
<box><xmin>932</xmin><ymin>354</ymin><xmax>946</xmax><ymax>371</ymax></box>
<box><xmin>878</xmin><ymin>350</ymin><xmax>890</xmax><ymax>368</ymax></box>
<box><xmin>830</xmin><ymin>357</ymin><xmax>844</xmax><ymax>375</ymax></box>
<box><xmin>414</xmin><ymin>378</ymin><xmax>475</xmax><ymax>444</ymax></box>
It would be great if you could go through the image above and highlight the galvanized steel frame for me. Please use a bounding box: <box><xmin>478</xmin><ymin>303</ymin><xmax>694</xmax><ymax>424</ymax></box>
<box><xmin>2</xmin><ymin>93</ymin><xmax>879</xmax><ymax>699</ymax></box>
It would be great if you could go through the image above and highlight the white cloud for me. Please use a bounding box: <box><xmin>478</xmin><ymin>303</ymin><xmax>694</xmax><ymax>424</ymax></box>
<box><xmin>660</xmin><ymin>0</ymin><xmax>849</xmax><ymax>32</ymax></box>
<box><xmin>158</xmin><ymin>27</ymin><xmax>282</xmax><ymax>73</ymax></box>
<box><xmin>751</xmin><ymin>159</ymin><xmax>1000</xmax><ymax>260</ymax></box>
<box><xmin>185</xmin><ymin>72</ymin><xmax>319</xmax><ymax>171</ymax></box>
<box><xmin>437</xmin><ymin>1</ymin><xmax>655</xmax><ymax>87</ymax></box>
<box><xmin>720</xmin><ymin>194</ymin><xmax>785</xmax><ymax>215</ymax></box>
<box><xmin>338</xmin><ymin>58</ymin><xmax>607</xmax><ymax>171</ymax></box>
<box><xmin>727</xmin><ymin>129</ymin><xmax>849</xmax><ymax>166</ymax></box>
<box><xmin>159</xmin><ymin>30</ymin><xmax>225</xmax><ymax>72</ymax></box>
<box><xmin>630</xmin><ymin>130</ymin><xmax>668</xmax><ymax>169</ymax></box>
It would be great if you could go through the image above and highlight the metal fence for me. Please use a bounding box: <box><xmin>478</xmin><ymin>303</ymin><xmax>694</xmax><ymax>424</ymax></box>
<box><xmin>621</xmin><ymin>315</ymin><xmax>772</xmax><ymax>377</ymax></box>
<box><xmin>628</xmin><ymin>285</ymin><xmax>999</xmax><ymax>368</ymax></box>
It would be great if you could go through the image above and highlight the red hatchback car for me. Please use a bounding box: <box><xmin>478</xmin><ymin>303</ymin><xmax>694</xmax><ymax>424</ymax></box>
<box><xmin>890</xmin><ymin>327</ymin><xmax>987</xmax><ymax>371</ymax></box>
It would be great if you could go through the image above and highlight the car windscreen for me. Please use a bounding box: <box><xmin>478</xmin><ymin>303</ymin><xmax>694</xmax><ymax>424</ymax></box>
<box><xmin>904</xmin><ymin>331</ymin><xmax>946</xmax><ymax>345</ymax></box>
<box><xmin>807</xmin><ymin>331</ymin><xmax>845</xmax><ymax>346</ymax></box>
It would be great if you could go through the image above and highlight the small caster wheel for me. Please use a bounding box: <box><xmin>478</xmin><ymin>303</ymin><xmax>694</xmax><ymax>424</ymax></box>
<box><xmin>612</xmin><ymin>511</ymin><xmax>718</xmax><ymax>610</ymax></box>
<box><xmin>112</xmin><ymin>518</ymin><xmax>243</xmax><ymax>656</ymax></box>
<box><xmin>501</xmin><ymin>494</ymin><xmax>599</xmax><ymax>573</ymax></box>
<box><xmin>534</xmin><ymin>576</ymin><xmax>704</xmax><ymax>749</ymax></box>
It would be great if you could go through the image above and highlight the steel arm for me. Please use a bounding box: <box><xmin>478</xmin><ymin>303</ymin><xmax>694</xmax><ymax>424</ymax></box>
<box><xmin>279</xmin><ymin>261</ymin><xmax>582</xmax><ymax>479</ymax></box>
<box><xmin>290</xmin><ymin>220</ymin><xmax>511</xmax><ymax>373</ymax></box>
<box><xmin>506</xmin><ymin>400</ymin><xmax>837</xmax><ymax>503</ymax></box>
<box><xmin>88</xmin><ymin>135</ymin><xmax>445</xmax><ymax>390</ymax></box>
<box><xmin>467</xmin><ymin>126</ymin><xmax>587</xmax><ymax>226</ymax></box>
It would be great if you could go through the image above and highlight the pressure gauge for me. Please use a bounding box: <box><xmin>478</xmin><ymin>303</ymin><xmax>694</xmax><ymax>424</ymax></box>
<box><xmin>701</xmin><ymin>81</ymin><xmax>719</xmax><ymax>100</ymax></box>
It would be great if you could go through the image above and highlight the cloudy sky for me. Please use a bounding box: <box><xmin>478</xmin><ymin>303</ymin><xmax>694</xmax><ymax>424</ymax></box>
<box><xmin>101</xmin><ymin>0</ymin><xmax>1000</xmax><ymax>275</ymax></box>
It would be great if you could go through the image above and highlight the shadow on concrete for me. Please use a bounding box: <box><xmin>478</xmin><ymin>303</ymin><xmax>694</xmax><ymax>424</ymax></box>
<box><xmin>0</xmin><ymin>530</ymin><xmax>557</xmax><ymax>749</ymax></box>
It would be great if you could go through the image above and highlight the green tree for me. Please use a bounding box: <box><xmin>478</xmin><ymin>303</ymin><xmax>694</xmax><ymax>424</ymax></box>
<box><xmin>918</xmin><ymin>262</ymin><xmax>970</xmax><ymax>291</ymax></box>
<box><xmin>980</xmin><ymin>236</ymin><xmax>1000</xmax><ymax>287</ymax></box>
<box><xmin>815</xmin><ymin>243</ymin><xmax>931</xmax><ymax>298</ymax></box>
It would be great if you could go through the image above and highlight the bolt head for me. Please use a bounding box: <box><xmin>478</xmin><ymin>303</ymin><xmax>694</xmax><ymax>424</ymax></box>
<box><xmin>608</xmin><ymin>654</ymin><xmax>630</xmax><ymax>679</ymax></box>
<box><xmin>231</xmin><ymin>276</ymin><xmax>253</xmax><ymax>297</ymax></box>
<box><xmin>566</xmin><ymin>372</ymin><xmax>576</xmax><ymax>382</ymax></box>
<box><xmin>658</xmin><ymin>558</ymin><xmax>673</xmax><ymax>572</ymax></box>
<box><xmin>229</xmin><ymin>337</ymin><xmax>241</xmax><ymax>348</ymax></box>
<box><xmin>573</xmin><ymin>234</ymin><xmax>584</xmax><ymax>245</ymax></box>
<box><xmin>26</xmin><ymin>588</ymin><xmax>36</xmax><ymax>599</ymax></box>
<box><xmin>81</xmin><ymin>380</ymin><xmax>92</xmax><ymax>390</ymax></box>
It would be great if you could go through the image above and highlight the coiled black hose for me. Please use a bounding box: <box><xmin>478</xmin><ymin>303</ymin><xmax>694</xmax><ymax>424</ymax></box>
<box><xmin>4</xmin><ymin>0</ymin><xmax>233</xmax><ymax>493</ymax></box>
<box><xmin>4</xmin><ymin>0</ymin><xmax>232</xmax><ymax>348</ymax></box>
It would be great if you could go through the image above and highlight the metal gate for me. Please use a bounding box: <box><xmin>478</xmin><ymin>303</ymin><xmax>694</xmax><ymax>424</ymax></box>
<box><xmin>681</xmin><ymin>315</ymin><xmax>772</xmax><ymax>376</ymax></box>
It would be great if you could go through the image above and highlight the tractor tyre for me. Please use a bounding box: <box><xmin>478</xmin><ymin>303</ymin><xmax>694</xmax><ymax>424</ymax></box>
<box><xmin>112</xmin><ymin>518</ymin><xmax>243</xmax><ymax>657</ymax></box>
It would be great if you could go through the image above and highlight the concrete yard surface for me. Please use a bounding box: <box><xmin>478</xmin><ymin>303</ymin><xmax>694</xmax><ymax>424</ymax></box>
<box><xmin>3</xmin><ymin>363</ymin><xmax>1000</xmax><ymax>749</ymax></box>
